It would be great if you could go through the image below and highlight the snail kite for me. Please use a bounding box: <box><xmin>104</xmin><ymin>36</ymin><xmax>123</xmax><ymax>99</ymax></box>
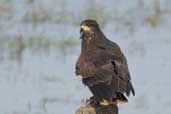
<box><xmin>75</xmin><ymin>19</ymin><xmax>135</xmax><ymax>105</ymax></box>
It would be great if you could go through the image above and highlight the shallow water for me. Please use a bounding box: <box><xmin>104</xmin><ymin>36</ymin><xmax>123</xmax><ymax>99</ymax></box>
<box><xmin>0</xmin><ymin>0</ymin><xmax>171</xmax><ymax>114</ymax></box>
<box><xmin>1</xmin><ymin>26</ymin><xmax>171</xmax><ymax>114</ymax></box>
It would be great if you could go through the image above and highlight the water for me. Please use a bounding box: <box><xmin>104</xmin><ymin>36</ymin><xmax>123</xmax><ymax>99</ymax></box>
<box><xmin>0</xmin><ymin>0</ymin><xmax>171</xmax><ymax>114</ymax></box>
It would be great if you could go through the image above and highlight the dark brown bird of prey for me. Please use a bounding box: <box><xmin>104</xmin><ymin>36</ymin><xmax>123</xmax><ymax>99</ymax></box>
<box><xmin>75</xmin><ymin>19</ymin><xmax>135</xmax><ymax>106</ymax></box>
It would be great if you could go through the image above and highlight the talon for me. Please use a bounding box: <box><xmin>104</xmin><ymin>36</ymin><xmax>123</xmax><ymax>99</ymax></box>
<box><xmin>89</xmin><ymin>96</ymin><xmax>96</xmax><ymax>100</ymax></box>
<box><xmin>86</xmin><ymin>96</ymin><xmax>97</xmax><ymax>105</ymax></box>
<box><xmin>86</xmin><ymin>99</ymin><xmax>92</xmax><ymax>104</ymax></box>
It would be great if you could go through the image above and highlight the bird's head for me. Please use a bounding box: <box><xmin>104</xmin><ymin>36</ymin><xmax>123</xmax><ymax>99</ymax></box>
<box><xmin>80</xmin><ymin>19</ymin><xmax>100</xmax><ymax>38</ymax></box>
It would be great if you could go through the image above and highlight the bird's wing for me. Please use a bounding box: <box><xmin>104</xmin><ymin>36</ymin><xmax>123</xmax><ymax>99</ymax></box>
<box><xmin>75</xmin><ymin>53</ymin><xmax>97</xmax><ymax>78</ymax></box>
<box><xmin>109</xmin><ymin>42</ymin><xmax>135</xmax><ymax>96</ymax></box>
<box><xmin>76</xmin><ymin>53</ymin><xmax>115</xmax><ymax>86</ymax></box>
<box><xmin>82</xmin><ymin>41</ymin><xmax>135</xmax><ymax>96</ymax></box>
<box><xmin>76</xmin><ymin>42</ymin><xmax>135</xmax><ymax>96</ymax></box>
<box><xmin>82</xmin><ymin>62</ymin><xmax>115</xmax><ymax>86</ymax></box>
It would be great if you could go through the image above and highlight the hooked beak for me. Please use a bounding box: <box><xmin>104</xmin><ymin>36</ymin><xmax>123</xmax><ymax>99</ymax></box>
<box><xmin>80</xmin><ymin>28</ymin><xmax>83</xmax><ymax>35</ymax></box>
<box><xmin>80</xmin><ymin>28</ymin><xmax>84</xmax><ymax>39</ymax></box>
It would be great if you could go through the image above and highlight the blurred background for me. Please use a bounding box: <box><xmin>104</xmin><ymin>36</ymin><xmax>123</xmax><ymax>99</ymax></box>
<box><xmin>0</xmin><ymin>0</ymin><xmax>171</xmax><ymax>114</ymax></box>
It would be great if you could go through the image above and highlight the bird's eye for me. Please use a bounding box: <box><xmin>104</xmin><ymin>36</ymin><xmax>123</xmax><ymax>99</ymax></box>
<box><xmin>86</xmin><ymin>24</ymin><xmax>90</xmax><ymax>27</ymax></box>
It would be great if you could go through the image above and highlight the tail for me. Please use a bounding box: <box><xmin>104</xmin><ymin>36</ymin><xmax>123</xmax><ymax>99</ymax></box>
<box><xmin>89</xmin><ymin>83</ymin><xmax>114</xmax><ymax>101</ymax></box>
<box><xmin>127</xmin><ymin>73</ymin><xmax>135</xmax><ymax>96</ymax></box>
<box><xmin>126</xmin><ymin>80</ymin><xmax>135</xmax><ymax>96</ymax></box>
<box><xmin>89</xmin><ymin>83</ymin><xmax>129</xmax><ymax>105</ymax></box>
<box><xmin>129</xmin><ymin>81</ymin><xmax>135</xmax><ymax>96</ymax></box>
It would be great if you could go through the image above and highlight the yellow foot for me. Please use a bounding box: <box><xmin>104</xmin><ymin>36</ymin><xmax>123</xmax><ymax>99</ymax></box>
<box><xmin>111</xmin><ymin>99</ymin><xmax>128</xmax><ymax>104</ymax></box>
<box><xmin>100</xmin><ymin>99</ymin><xmax>110</xmax><ymax>106</ymax></box>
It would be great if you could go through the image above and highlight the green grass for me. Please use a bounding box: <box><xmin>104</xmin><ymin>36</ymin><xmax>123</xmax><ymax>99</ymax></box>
<box><xmin>0</xmin><ymin>36</ymin><xmax>10</xmax><ymax>44</ymax></box>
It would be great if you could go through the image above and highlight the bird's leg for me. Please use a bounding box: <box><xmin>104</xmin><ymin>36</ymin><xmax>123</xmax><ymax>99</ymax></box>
<box><xmin>116</xmin><ymin>99</ymin><xmax>128</xmax><ymax>104</ymax></box>
<box><xmin>86</xmin><ymin>96</ymin><xmax>97</xmax><ymax>105</ymax></box>
<box><xmin>111</xmin><ymin>99</ymin><xmax>128</xmax><ymax>104</ymax></box>
<box><xmin>99</xmin><ymin>99</ymin><xmax>110</xmax><ymax>106</ymax></box>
